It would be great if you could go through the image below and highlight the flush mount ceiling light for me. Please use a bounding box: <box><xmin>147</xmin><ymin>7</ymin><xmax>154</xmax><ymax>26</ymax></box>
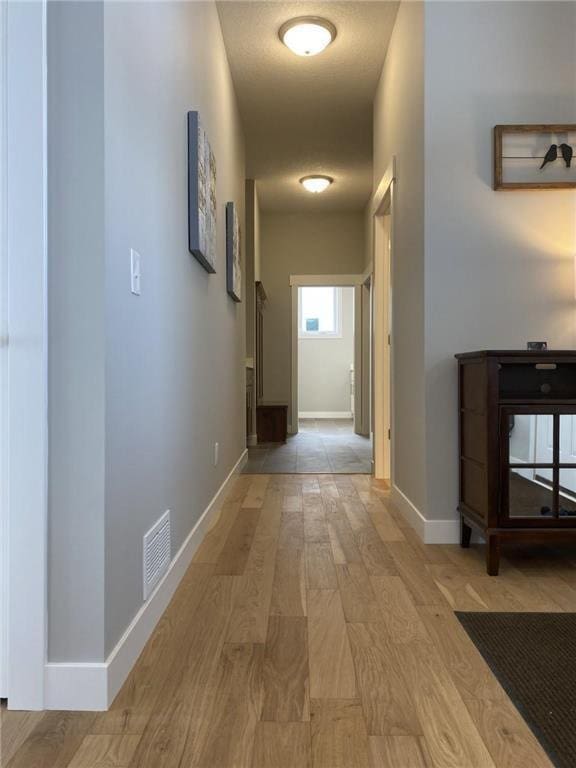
<box><xmin>279</xmin><ymin>17</ymin><xmax>337</xmax><ymax>57</ymax></box>
<box><xmin>300</xmin><ymin>175</ymin><xmax>334</xmax><ymax>193</ymax></box>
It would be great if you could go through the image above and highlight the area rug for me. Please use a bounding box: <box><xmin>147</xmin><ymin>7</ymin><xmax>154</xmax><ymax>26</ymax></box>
<box><xmin>456</xmin><ymin>612</ymin><xmax>576</xmax><ymax>768</ymax></box>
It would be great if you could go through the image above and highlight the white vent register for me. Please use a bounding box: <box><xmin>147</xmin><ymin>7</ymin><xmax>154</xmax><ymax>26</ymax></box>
<box><xmin>143</xmin><ymin>510</ymin><xmax>171</xmax><ymax>600</ymax></box>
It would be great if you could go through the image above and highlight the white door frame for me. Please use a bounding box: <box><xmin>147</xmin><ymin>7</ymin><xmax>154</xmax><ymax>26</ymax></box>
<box><xmin>2</xmin><ymin>0</ymin><xmax>48</xmax><ymax>710</ymax></box>
<box><xmin>357</xmin><ymin>268</ymin><xmax>372</xmax><ymax>439</ymax></box>
<box><xmin>372</xmin><ymin>158</ymin><xmax>396</xmax><ymax>482</ymax></box>
<box><xmin>289</xmin><ymin>274</ymin><xmax>365</xmax><ymax>435</ymax></box>
<box><xmin>0</xmin><ymin>0</ymin><xmax>8</xmax><ymax>700</ymax></box>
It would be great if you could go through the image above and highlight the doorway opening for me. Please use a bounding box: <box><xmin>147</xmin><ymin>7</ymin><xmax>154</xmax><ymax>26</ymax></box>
<box><xmin>295</xmin><ymin>284</ymin><xmax>371</xmax><ymax>473</ymax></box>
<box><xmin>242</xmin><ymin>273</ymin><xmax>373</xmax><ymax>475</ymax></box>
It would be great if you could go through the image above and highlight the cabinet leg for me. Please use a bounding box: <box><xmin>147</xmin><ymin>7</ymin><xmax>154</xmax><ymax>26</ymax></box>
<box><xmin>486</xmin><ymin>534</ymin><xmax>500</xmax><ymax>576</ymax></box>
<box><xmin>460</xmin><ymin>518</ymin><xmax>472</xmax><ymax>549</ymax></box>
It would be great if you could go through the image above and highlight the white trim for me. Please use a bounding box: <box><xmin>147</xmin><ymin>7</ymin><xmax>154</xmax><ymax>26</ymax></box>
<box><xmin>290</xmin><ymin>274</ymin><xmax>364</xmax><ymax>287</ymax></box>
<box><xmin>299</xmin><ymin>334</ymin><xmax>344</xmax><ymax>340</ymax></box>
<box><xmin>353</xmin><ymin>285</ymin><xmax>362</xmax><ymax>434</ymax></box>
<box><xmin>361</xmin><ymin>264</ymin><xmax>373</xmax><ymax>284</ymax></box>
<box><xmin>390</xmin><ymin>485</ymin><xmax>460</xmax><ymax>544</ymax></box>
<box><xmin>290</xmin><ymin>285</ymin><xmax>298</xmax><ymax>434</ymax></box>
<box><xmin>0</xmin><ymin>0</ymin><xmax>8</xmax><ymax>700</ymax></box>
<box><xmin>371</xmin><ymin>157</ymin><xmax>396</xmax><ymax>484</ymax></box>
<box><xmin>299</xmin><ymin>411</ymin><xmax>353</xmax><ymax>420</ymax></box>
<box><xmin>247</xmin><ymin>433</ymin><xmax>258</xmax><ymax>447</ymax></box>
<box><xmin>45</xmin><ymin>449</ymin><xmax>248</xmax><ymax>711</ymax></box>
<box><xmin>44</xmin><ymin>664</ymin><xmax>108</xmax><ymax>712</ymax></box>
<box><xmin>372</xmin><ymin>157</ymin><xmax>396</xmax><ymax>216</ymax></box>
<box><xmin>6</xmin><ymin>0</ymin><xmax>48</xmax><ymax>710</ymax></box>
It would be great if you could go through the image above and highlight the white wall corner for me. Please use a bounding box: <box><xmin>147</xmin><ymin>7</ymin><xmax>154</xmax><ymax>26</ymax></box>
<box><xmin>390</xmin><ymin>484</ymin><xmax>460</xmax><ymax>545</ymax></box>
<box><xmin>44</xmin><ymin>448</ymin><xmax>248</xmax><ymax>711</ymax></box>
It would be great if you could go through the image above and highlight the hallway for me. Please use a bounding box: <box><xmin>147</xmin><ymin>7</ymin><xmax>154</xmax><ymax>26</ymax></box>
<box><xmin>243</xmin><ymin>420</ymin><xmax>372</xmax><ymax>474</ymax></box>
<box><xmin>4</xmin><ymin>472</ymin><xmax>566</xmax><ymax>768</ymax></box>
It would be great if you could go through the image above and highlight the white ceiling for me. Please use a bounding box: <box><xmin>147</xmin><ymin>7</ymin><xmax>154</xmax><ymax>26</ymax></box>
<box><xmin>217</xmin><ymin>1</ymin><xmax>399</xmax><ymax>212</ymax></box>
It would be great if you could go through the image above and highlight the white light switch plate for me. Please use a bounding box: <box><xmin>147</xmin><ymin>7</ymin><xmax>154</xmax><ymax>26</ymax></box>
<box><xmin>130</xmin><ymin>249</ymin><xmax>141</xmax><ymax>295</ymax></box>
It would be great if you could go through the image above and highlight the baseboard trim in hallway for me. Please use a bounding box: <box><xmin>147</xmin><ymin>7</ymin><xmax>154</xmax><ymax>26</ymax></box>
<box><xmin>390</xmin><ymin>483</ymin><xmax>460</xmax><ymax>544</ymax></box>
<box><xmin>44</xmin><ymin>449</ymin><xmax>248</xmax><ymax>711</ymax></box>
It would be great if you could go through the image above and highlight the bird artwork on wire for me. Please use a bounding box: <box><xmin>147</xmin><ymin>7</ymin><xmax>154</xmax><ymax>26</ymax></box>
<box><xmin>540</xmin><ymin>144</ymin><xmax>558</xmax><ymax>169</ymax></box>
<box><xmin>539</xmin><ymin>142</ymin><xmax>573</xmax><ymax>170</ymax></box>
<box><xmin>560</xmin><ymin>143</ymin><xmax>573</xmax><ymax>167</ymax></box>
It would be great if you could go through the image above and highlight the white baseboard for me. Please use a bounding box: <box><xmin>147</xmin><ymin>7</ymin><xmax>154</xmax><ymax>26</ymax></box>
<box><xmin>299</xmin><ymin>411</ymin><xmax>353</xmax><ymax>419</ymax></box>
<box><xmin>247</xmin><ymin>433</ymin><xmax>258</xmax><ymax>447</ymax></box>
<box><xmin>44</xmin><ymin>448</ymin><xmax>248</xmax><ymax>711</ymax></box>
<box><xmin>390</xmin><ymin>484</ymin><xmax>460</xmax><ymax>544</ymax></box>
<box><xmin>44</xmin><ymin>663</ymin><xmax>108</xmax><ymax>711</ymax></box>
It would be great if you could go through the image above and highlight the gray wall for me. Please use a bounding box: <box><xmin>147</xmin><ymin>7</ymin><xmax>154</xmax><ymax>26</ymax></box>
<box><xmin>48</xmin><ymin>0</ymin><xmax>246</xmax><ymax>661</ymax></box>
<box><xmin>371</xmin><ymin>1</ymin><xmax>426</xmax><ymax>512</ymax></box>
<box><xmin>298</xmin><ymin>287</ymin><xmax>354</xmax><ymax>415</ymax></box>
<box><xmin>424</xmin><ymin>1</ymin><xmax>576</xmax><ymax>521</ymax></box>
<box><xmin>370</xmin><ymin>0</ymin><xmax>576</xmax><ymax>526</ymax></box>
<box><xmin>260</xmin><ymin>212</ymin><xmax>365</xmax><ymax>407</ymax></box>
<box><xmin>103</xmin><ymin>0</ymin><xmax>246</xmax><ymax>656</ymax></box>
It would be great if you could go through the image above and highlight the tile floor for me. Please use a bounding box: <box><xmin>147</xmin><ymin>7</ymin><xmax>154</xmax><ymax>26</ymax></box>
<box><xmin>243</xmin><ymin>419</ymin><xmax>373</xmax><ymax>474</ymax></box>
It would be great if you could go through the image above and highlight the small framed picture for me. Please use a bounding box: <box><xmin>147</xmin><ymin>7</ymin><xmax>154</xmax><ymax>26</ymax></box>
<box><xmin>226</xmin><ymin>202</ymin><xmax>241</xmax><ymax>302</ymax></box>
<box><xmin>494</xmin><ymin>124</ymin><xmax>576</xmax><ymax>190</ymax></box>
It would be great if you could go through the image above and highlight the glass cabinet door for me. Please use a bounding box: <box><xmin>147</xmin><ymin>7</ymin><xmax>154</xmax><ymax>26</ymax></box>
<box><xmin>504</xmin><ymin>411</ymin><xmax>576</xmax><ymax>523</ymax></box>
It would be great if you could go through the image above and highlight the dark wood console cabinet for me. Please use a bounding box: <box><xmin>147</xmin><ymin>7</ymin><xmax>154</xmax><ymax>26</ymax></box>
<box><xmin>456</xmin><ymin>350</ymin><xmax>576</xmax><ymax>575</ymax></box>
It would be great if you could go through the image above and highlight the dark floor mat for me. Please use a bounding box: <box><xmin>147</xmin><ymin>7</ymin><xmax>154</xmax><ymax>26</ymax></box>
<box><xmin>456</xmin><ymin>612</ymin><xmax>576</xmax><ymax>768</ymax></box>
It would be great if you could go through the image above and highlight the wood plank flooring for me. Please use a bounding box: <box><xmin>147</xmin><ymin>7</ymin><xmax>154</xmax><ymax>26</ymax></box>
<box><xmin>6</xmin><ymin>473</ymin><xmax>576</xmax><ymax>767</ymax></box>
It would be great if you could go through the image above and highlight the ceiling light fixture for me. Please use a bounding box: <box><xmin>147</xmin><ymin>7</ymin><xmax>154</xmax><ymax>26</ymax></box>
<box><xmin>300</xmin><ymin>175</ymin><xmax>334</xmax><ymax>194</ymax></box>
<box><xmin>279</xmin><ymin>17</ymin><xmax>337</xmax><ymax>57</ymax></box>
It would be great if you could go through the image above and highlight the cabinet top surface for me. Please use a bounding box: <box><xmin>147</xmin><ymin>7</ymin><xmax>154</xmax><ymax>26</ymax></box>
<box><xmin>456</xmin><ymin>350</ymin><xmax>576</xmax><ymax>360</ymax></box>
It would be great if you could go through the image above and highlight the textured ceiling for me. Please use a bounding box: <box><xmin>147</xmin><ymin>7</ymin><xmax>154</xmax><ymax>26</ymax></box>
<box><xmin>217</xmin><ymin>1</ymin><xmax>399</xmax><ymax>212</ymax></box>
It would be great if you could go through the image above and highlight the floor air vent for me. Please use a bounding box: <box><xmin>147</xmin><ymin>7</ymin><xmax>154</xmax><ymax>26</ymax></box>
<box><xmin>143</xmin><ymin>510</ymin><xmax>171</xmax><ymax>600</ymax></box>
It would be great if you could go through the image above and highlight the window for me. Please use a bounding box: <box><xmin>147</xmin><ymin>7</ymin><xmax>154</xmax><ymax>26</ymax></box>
<box><xmin>299</xmin><ymin>286</ymin><xmax>342</xmax><ymax>338</ymax></box>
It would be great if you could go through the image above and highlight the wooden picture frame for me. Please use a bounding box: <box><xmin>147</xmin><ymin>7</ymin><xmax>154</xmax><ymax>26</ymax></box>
<box><xmin>187</xmin><ymin>111</ymin><xmax>217</xmax><ymax>272</ymax></box>
<box><xmin>493</xmin><ymin>124</ymin><xmax>576</xmax><ymax>190</ymax></box>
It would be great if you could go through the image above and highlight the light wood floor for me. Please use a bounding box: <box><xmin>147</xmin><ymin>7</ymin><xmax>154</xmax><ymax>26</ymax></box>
<box><xmin>5</xmin><ymin>473</ymin><xmax>576</xmax><ymax>767</ymax></box>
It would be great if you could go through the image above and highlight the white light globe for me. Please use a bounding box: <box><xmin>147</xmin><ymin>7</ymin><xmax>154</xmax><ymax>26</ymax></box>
<box><xmin>300</xmin><ymin>176</ymin><xmax>334</xmax><ymax>193</ymax></box>
<box><xmin>280</xmin><ymin>18</ymin><xmax>336</xmax><ymax>57</ymax></box>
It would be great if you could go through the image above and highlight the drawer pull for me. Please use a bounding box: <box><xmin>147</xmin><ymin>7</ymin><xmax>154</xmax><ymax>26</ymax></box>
<box><xmin>536</xmin><ymin>363</ymin><xmax>557</xmax><ymax>370</ymax></box>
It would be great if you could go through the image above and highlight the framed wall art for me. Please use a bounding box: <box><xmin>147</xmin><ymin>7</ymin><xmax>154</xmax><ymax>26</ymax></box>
<box><xmin>187</xmin><ymin>111</ymin><xmax>217</xmax><ymax>272</ymax></box>
<box><xmin>494</xmin><ymin>124</ymin><xmax>576</xmax><ymax>190</ymax></box>
<box><xmin>226</xmin><ymin>202</ymin><xmax>241</xmax><ymax>302</ymax></box>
